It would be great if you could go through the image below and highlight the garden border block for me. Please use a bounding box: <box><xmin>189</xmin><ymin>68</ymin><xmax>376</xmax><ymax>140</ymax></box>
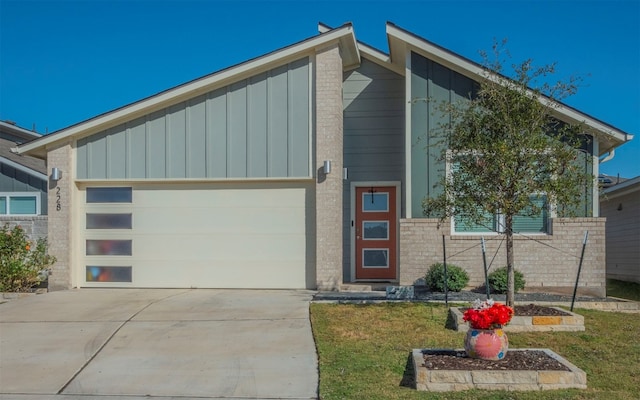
<box><xmin>412</xmin><ymin>348</ymin><xmax>587</xmax><ymax>392</ymax></box>
<box><xmin>449</xmin><ymin>306</ymin><xmax>585</xmax><ymax>332</ymax></box>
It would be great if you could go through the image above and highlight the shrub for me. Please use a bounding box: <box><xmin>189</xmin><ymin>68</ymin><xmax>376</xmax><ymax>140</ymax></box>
<box><xmin>0</xmin><ymin>224</ymin><xmax>56</xmax><ymax>292</ymax></box>
<box><xmin>425</xmin><ymin>263</ymin><xmax>469</xmax><ymax>292</ymax></box>
<box><xmin>488</xmin><ymin>267</ymin><xmax>526</xmax><ymax>294</ymax></box>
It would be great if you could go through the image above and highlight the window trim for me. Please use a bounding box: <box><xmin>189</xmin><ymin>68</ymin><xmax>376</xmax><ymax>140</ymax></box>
<box><xmin>451</xmin><ymin>194</ymin><xmax>551</xmax><ymax>236</ymax></box>
<box><xmin>0</xmin><ymin>192</ymin><xmax>41</xmax><ymax>216</ymax></box>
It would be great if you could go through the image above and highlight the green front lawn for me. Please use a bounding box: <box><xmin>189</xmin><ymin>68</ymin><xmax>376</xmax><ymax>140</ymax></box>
<box><xmin>607</xmin><ymin>279</ymin><xmax>640</xmax><ymax>301</ymax></box>
<box><xmin>311</xmin><ymin>303</ymin><xmax>640</xmax><ymax>400</ymax></box>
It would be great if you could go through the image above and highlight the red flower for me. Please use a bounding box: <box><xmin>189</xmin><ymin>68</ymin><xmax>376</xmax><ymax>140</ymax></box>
<box><xmin>463</xmin><ymin>300</ymin><xmax>514</xmax><ymax>329</ymax></box>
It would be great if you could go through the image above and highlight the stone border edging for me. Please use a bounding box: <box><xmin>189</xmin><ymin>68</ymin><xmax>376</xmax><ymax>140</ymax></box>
<box><xmin>412</xmin><ymin>348</ymin><xmax>587</xmax><ymax>392</ymax></box>
<box><xmin>448</xmin><ymin>307</ymin><xmax>585</xmax><ymax>332</ymax></box>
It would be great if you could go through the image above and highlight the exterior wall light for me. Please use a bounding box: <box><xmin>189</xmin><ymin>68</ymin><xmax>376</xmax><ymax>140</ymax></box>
<box><xmin>51</xmin><ymin>167</ymin><xmax>62</xmax><ymax>181</ymax></box>
<box><xmin>323</xmin><ymin>160</ymin><xmax>331</xmax><ymax>174</ymax></box>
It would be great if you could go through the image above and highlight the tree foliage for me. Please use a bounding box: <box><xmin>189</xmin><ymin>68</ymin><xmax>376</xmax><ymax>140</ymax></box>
<box><xmin>423</xmin><ymin>41</ymin><xmax>593</xmax><ymax>305</ymax></box>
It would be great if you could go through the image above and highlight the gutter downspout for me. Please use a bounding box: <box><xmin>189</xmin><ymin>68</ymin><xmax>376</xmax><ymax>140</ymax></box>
<box><xmin>600</xmin><ymin>148</ymin><xmax>615</xmax><ymax>164</ymax></box>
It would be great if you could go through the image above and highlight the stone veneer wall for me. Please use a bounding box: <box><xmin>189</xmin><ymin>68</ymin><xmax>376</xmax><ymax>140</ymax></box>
<box><xmin>46</xmin><ymin>142</ymin><xmax>74</xmax><ymax>291</ymax></box>
<box><xmin>315</xmin><ymin>43</ymin><xmax>344</xmax><ymax>290</ymax></box>
<box><xmin>399</xmin><ymin>218</ymin><xmax>606</xmax><ymax>297</ymax></box>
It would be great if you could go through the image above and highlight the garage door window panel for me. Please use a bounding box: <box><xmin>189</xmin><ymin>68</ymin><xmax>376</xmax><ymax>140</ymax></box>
<box><xmin>86</xmin><ymin>187</ymin><xmax>132</xmax><ymax>203</ymax></box>
<box><xmin>86</xmin><ymin>240</ymin><xmax>132</xmax><ymax>256</ymax></box>
<box><xmin>86</xmin><ymin>266</ymin><xmax>132</xmax><ymax>282</ymax></box>
<box><xmin>86</xmin><ymin>213</ymin><xmax>133</xmax><ymax>229</ymax></box>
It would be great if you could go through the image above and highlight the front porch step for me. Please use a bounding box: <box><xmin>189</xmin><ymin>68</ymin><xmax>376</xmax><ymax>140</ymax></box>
<box><xmin>340</xmin><ymin>283</ymin><xmax>390</xmax><ymax>292</ymax></box>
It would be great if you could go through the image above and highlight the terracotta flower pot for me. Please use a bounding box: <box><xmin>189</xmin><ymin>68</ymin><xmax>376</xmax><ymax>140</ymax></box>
<box><xmin>464</xmin><ymin>328</ymin><xmax>508</xmax><ymax>360</ymax></box>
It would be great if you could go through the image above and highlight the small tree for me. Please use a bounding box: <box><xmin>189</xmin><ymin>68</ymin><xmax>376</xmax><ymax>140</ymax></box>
<box><xmin>423</xmin><ymin>42</ymin><xmax>593</xmax><ymax>306</ymax></box>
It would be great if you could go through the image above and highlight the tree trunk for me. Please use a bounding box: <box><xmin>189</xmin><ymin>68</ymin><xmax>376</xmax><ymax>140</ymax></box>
<box><xmin>505</xmin><ymin>214</ymin><xmax>515</xmax><ymax>307</ymax></box>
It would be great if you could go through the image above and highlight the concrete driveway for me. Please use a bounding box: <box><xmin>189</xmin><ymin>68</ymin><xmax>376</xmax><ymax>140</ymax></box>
<box><xmin>0</xmin><ymin>289</ymin><xmax>318</xmax><ymax>400</ymax></box>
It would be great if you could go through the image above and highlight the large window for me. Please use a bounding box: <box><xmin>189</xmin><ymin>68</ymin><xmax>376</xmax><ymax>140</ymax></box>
<box><xmin>0</xmin><ymin>193</ymin><xmax>40</xmax><ymax>215</ymax></box>
<box><xmin>454</xmin><ymin>194</ymin><xmax>549</xmax><ymax>234</ymax></box>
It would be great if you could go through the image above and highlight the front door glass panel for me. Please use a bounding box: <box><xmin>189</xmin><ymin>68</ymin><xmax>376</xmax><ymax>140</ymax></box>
<box><xmin>363</xmin><ymin>221</ymin><xmax>389</xmax><ymax>239</ymax></box>
<box><xmin>362</xmin><ymin>193</ymin><xmax>388</xmax><ymax>212</ymax></box>
<box><xmin>363</xmin><ymin>249</ymin><xmax>389</xmax><ymax>267</ymax></box>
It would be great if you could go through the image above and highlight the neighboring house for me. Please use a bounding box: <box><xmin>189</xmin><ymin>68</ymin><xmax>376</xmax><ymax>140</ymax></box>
<box><xmin>16</xmin><ymin>23</ymin><xmax>633</xmax><ymax>295</ymax></box>
<box><xmin>0</xmin><ymin>121</ymin><xmax>48</xmax><ymax>241</ymax></box>
<box><xmin>599</xmin><ymin>173</ymin><xmax>627</xmax><ymax>189</ymax></box>
<box><xmin>601</xmin><ymin>176</ymin><xmax>640</xmax><ymax>284</ymax></box>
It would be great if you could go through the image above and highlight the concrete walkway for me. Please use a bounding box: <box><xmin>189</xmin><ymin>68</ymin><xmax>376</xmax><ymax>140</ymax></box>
<box><xmin>0</xmin><ymin>289</ymin><xmax>318</xmax><ymax>400</ymax></box>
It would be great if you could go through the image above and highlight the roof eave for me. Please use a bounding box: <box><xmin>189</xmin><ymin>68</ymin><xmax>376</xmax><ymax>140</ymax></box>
<box><xmin>386</xmin><ymin>22</ymin><xmax>634</xmax><ymax>153</ymax></box>
<box><xmin>17</xmin><ymin>24</ymin><xmax>359</xmax><ymax>157</ymax></box>
<box><xmin>0</xmin><ymin>121</ymin><xmax>42</xmax><ymax>141</ymax></box>
<box><xmin>602</xmin><ymin>176</ymin><xmax>640</xmax><ymax>198</ymax></box>
<box><xmin>0</xmin><ymin>156</ymin><xmax>48</xmax><ymax>180</ymax></box>
<box><xmin>319</xmin><ymin>22</ymin><xmax>403</xmax><ymax>75</ymax></box>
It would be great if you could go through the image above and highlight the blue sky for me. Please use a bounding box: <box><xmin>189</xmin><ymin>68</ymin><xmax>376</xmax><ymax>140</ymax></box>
<box><xmin>1</xmin><ymin>0</ymin><xmax>638</xmax><ymax>178</ymax></box>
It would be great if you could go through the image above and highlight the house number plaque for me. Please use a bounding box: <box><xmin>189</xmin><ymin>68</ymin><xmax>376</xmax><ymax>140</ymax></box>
<box><xmin>56</xmin><ymin>187</ymin><xmax>61</xmax><ymax>211</ymax></box>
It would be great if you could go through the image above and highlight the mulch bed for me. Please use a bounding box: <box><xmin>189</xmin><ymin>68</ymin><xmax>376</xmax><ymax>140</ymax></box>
<box><xmin>513</xmin><ymin>303</ymin><xmax>571</xmax><ymax>316</ymax></box>
<box><xmin>422</xmin><ymin>349</ymin><xmax>571</xmax><ymax>371</ymax></box>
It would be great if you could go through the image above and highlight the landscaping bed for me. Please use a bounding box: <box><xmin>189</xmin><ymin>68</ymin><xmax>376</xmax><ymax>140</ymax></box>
<box><xmin>421</xmin><ymin>349</ymin><xmax>570</xmax><ymax>371</ymax></box>
<box><xmin>413</xmin><ymin>348</ymin><xmax>587</xmax><ymax>392</ymax></box>
<box><xmin>449</xmin><ymin>304</ymin><xmax>585</xmax><ymax>332</ymax></box>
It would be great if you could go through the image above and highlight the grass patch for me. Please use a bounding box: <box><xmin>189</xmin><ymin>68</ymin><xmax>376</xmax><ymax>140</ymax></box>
<box><xmin>607</xmin><ymin>279</ymin><xmax>640</xmax><ymax>301</ymax></box>
<box><xmin>311</xmin><ymin>302</ymin><xmax>640</xmax><ymax>400</ymax></box>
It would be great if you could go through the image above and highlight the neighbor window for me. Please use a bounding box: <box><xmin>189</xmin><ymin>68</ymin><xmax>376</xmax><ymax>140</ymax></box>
<box><xmin>0</xmin><ymin>193</ymin><xmax>40</xmax><ymax>215</ymax></box>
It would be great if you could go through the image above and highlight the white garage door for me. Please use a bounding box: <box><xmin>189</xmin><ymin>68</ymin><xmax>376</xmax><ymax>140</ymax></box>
<box><xmin>78</xmin><ymin>182</ymin><xmax>312</xmax><ymax>288</ymax></box>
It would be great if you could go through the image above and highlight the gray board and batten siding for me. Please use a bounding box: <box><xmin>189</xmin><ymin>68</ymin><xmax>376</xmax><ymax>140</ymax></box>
<box><xmin>0</xmin><ymin>166</ymin><xmax>48</xmax><ymax>215</ymax></box>
<box><xmin>409</xmin><ymin>51</ymin><xmax>594</xmax><ymax>219</ymax></box>
<box><xmin>410</xmin><ymin>51</ymin><xmax>476</xmax><ymax>218</ymax></box>
<box><xmin>342</xmin><ymin>58</ymin><xmax>405</xmax><ymax>280</ymax></box>
<box><xmin>77</xmin><ymin>58</ymin><xmax>310</xmax><ymax>180</ymax></box>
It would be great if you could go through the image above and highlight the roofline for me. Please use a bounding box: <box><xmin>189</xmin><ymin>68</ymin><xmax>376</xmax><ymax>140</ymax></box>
<box><xmin>0</xmin><ymin>156</ymin><xmax>48</xmax><ymax>181</ymax></box>
<box><xmin>17</xmin><ymin>23</ymin><xmax>360</xmax><ymax>158</ymax></box>
<box><xmin>602</xmin><ymin>175</ymin><xmax>640</xmax><ymax>198</ymax></box>
<box><xmin>0</xmin><ymin>121</ymin><xmax>42</xmax><ymax>140</ymax></box>
<box><xmin>318</xmin><ymin>22</ymin><xmax>404</xmax><ymax>75</ymax></box>
<box><xmin>385</xmin><ymin>22</ymin><xmax>634</xmax><ymax>150</ymax></box>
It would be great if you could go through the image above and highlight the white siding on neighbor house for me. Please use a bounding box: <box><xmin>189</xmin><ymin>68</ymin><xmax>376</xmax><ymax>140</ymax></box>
<box><xmin>601</xmin><ymin>183</ymin><xmax>640</xmax><ymax>283</ymax></box>
<box><xmin>76</xmin><ymin>58</ymin><xmax>310</xmax><ymax>180</ymax></box>
<box><xmin>77</xmin><ymin>182</ymin><xmax>315</xmax><ymax>289</ymax></box>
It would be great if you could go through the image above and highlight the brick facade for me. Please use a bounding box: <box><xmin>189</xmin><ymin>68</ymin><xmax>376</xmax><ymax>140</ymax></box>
<box><xmin>315</xmin><ymin>43</ymin><xmax>344</xmax><ymax>290</ymax></box>
<box><xmin>399</xmin><ymin>218</ymin><xmax>606</xmax><ymax>297</ymax></box>
<box><xmin>46</xmin><ymin>142</ymin><xmax>74</xmax><ymax>291</ymax></box>
<box><xmin>0</xmin><ymin>216</ymin><xmax>47</xmax><ymax>242</ymax></box>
